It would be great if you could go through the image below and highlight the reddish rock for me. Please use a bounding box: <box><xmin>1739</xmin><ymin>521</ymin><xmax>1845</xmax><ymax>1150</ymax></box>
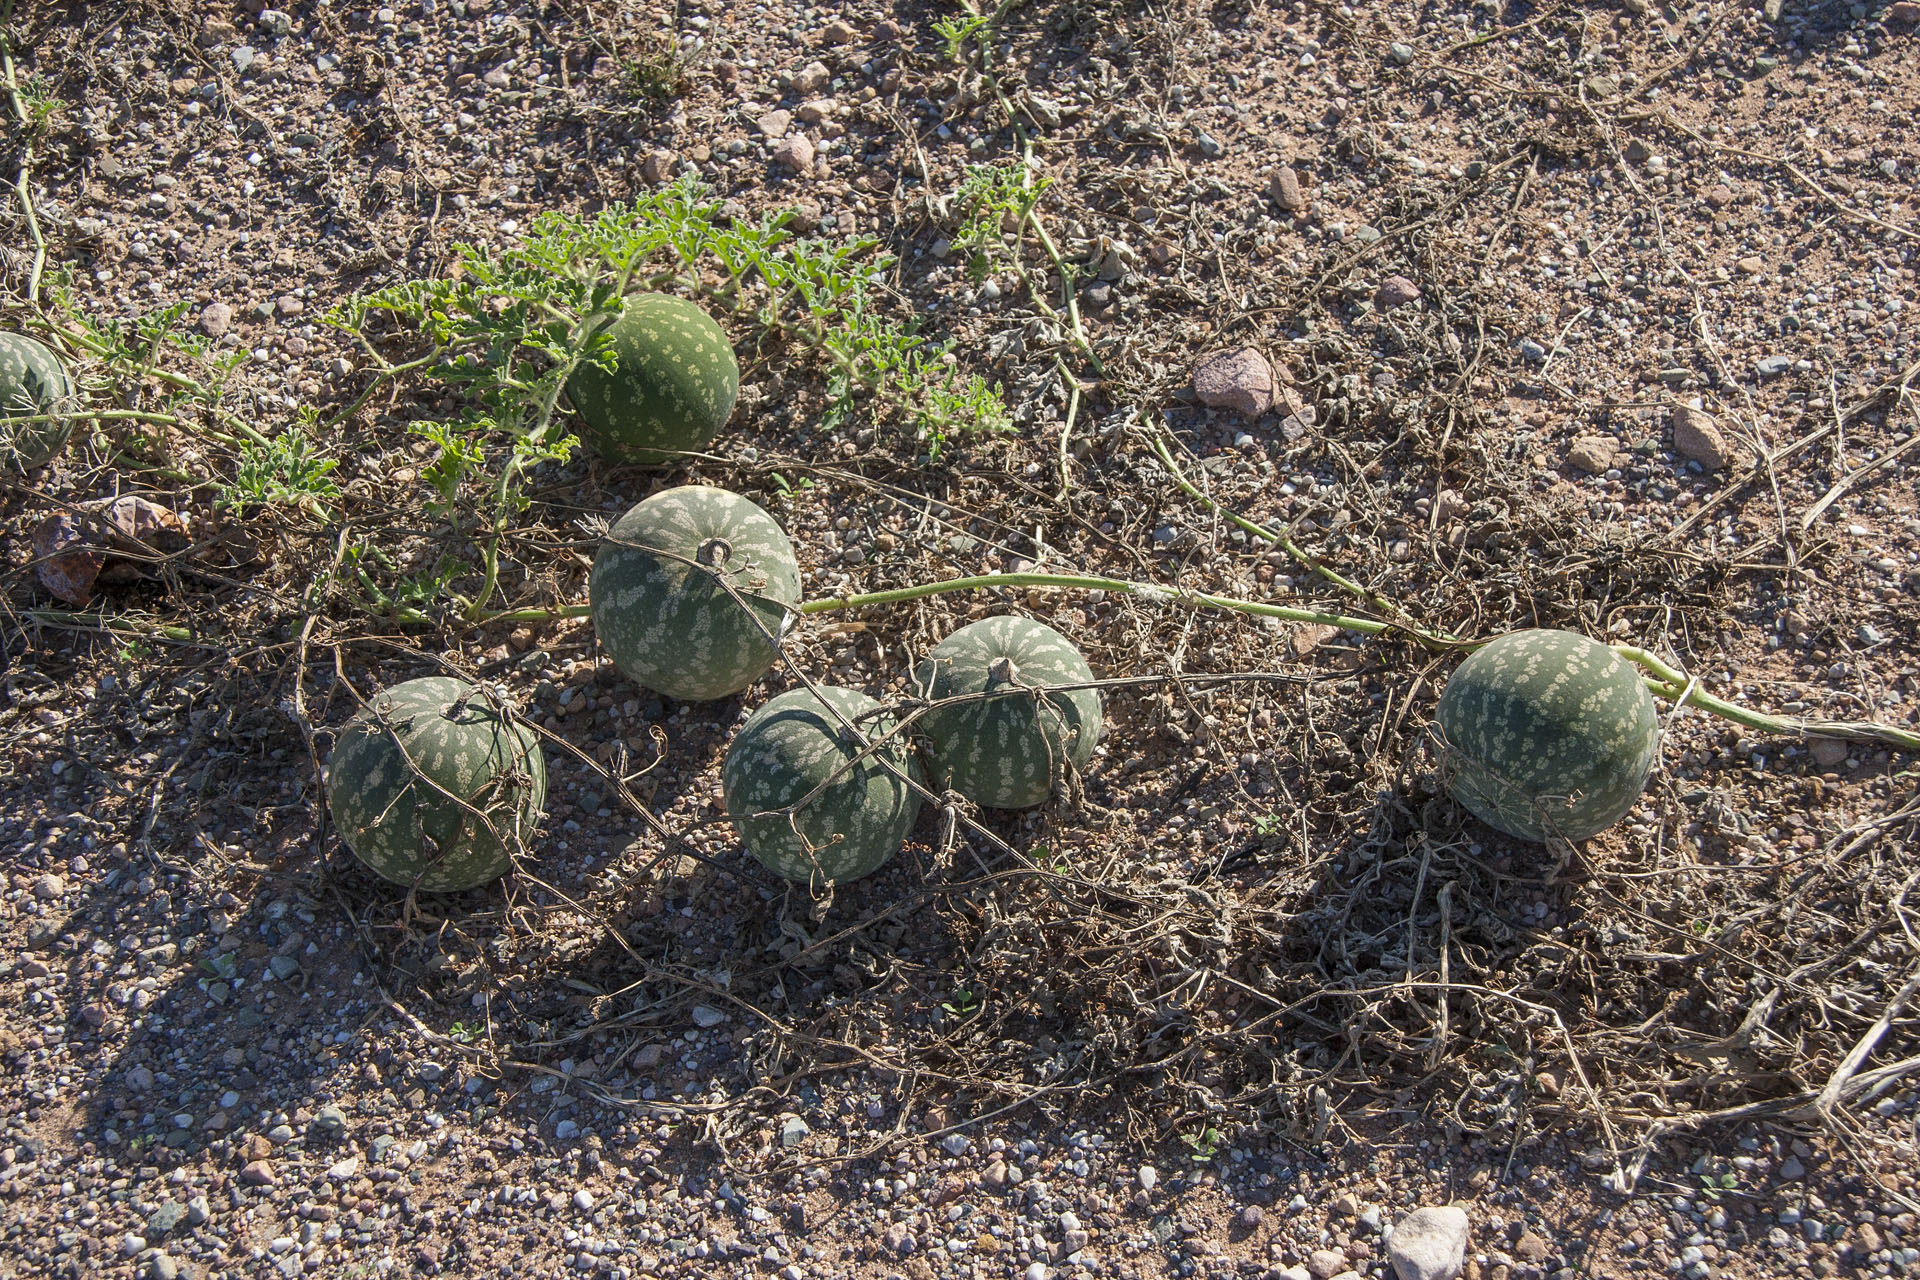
<box><xmin>1671</xmin><ymin>405</ymin><xmax>1731</xmax><ymax>471</ymax></box>
<box><xmin>1192</xmin><ymin>347</ymin><xmax>1277</xmax><ymax>417</ymax></box>
<box><xmin>1374</xmin><ymin>275</ymin><xmax>1421</xmax><ymax>309</ymax></box>
<box><xmin>1568</xmin><ymin>437</ymin><xmax>1615</xmax><ymax>474</ymax></box>
<box><xmin>238</xmin><ymin>1160</ymin><xmax>275</xmax><ymax>1187</ymax></box>
<box><xmin>772</xmin><ymin>135</ymin><xmax>815</xmax><ymax>172</ymax></box>
<box><xmin>1270</xmin><ymin>165</ymin><xmax>1309</xmax><ymax>214</ymax></box>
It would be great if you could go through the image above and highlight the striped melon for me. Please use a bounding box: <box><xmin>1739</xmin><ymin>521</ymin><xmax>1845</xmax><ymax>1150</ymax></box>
<box><xmin>565</xmin><ymin>293</ymin><xmax>739</xmax><ymax>462</ymax></box>
<box><xmin>590</xmin><ymin>485</ymin><xmax>801</xmax><ymax>701</ymax></box>
<box><xmin>1434</xmin><ymin>629</ymin><xmax>1659</xmax><ymax>842</ymax></box>
<box><xmin>0</xmin><ymin>332</ymin><xmax>78</xmax><ymax>470</ymax></box>
<box><xmin>327</xmin><ymin>676</ymin><xmax>547</xmax><ymax>892</ymax></box>
<box><xmin>912</xmin><ymin>616</ymin><xmax>1102</xmax><ymax>810</ymax></box>
<box><xmin>723</xmin><ymin>685</ymin><xmax>923</xmax><ymax>886</ymax></box>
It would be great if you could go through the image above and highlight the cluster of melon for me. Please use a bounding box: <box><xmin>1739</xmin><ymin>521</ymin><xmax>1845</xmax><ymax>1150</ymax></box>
<box><xmin>597</xmin><ymin>485</ymin><xmax>1105</xmax><ymax>889</ymax></box>
<box><xmin>316</xmin><ymin>291</ymin><xmax>1663</xmax><ymax>894</ymax></box>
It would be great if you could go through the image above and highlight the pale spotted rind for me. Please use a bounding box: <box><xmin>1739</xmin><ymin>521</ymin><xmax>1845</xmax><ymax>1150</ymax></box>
<box><xmin>0</xmin><ymin>333</ymin><xmax>78</xmax><ymax>470</ymax></box>
<box><xmin>722</xmin><ymin>685</ymin><xmax>923</xmax><ymax>887</ymax></box>
<box><xmin>564</xmin><ymin>293</ymin><xmax>740</xmax><ymax>463</ymax></box>
<box><xmin>590</xmin><ymin>485</ymin><xmax>802</xmax><ymax>702</ymax></box>
<box><xmin>1435</xmin><ymin>629</ymin><xmax>1659</xmax><ymax>842</ymax></box>
<box><xmin>326</xmin><ymin>676</ymin><xmax>547</xmax><ymax>892</ymax></box>
<box><xmin>913</xmin><ymin>616</ymin><xmax>1102</xmax><ymax>810</ymax></box>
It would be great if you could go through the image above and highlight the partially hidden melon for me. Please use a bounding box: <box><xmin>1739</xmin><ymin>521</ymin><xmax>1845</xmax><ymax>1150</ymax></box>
<box><xmin>590</xmin><ymin>485</ymin><xmax>802</xmax><ymax>701</ymax></box>
<box><xmin>912</xmin><ymin>616</ymin><xmax>1102</xmax><ymax>810</ymax></box>
<box><xmin>327</xmin><ymin>676</ymin><xmax>547</xmax><ymax>891</ymax></box>
<box><xmin>0</xmin><ymin>332</ymin><xmax>78</xmax><ymax>470</ymax></box>
<box><xmin>1434</xmin><ymin>629</ymin><xmax>1659</xmax><ymax>842</ymax></box>
<box><xmin>723</xmin><ymin>685</ymin><xmax>923</xmax><ymax>887</ymax></box>
<box><xmin>564</xmin><ymin>293</ymin><xmax>739</xmax><ymax>462</ymax></box>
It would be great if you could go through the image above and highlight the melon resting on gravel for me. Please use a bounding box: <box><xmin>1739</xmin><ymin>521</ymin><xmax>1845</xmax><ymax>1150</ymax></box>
<box><xmin>913</xmin><ymin>616</ymin><xmax>1102</xmax><ymax>810</ymax></box>
<box><xmin>723</xmin><ymin>685</ymin><xmax>923</xmax><ymax>887</ymax></box>
<box><xmin>564</xmin><ymin>292</ymin><xmax>739</xmax><ymax>462</ymax></box>
<box><xmin>1434</xmin><ymin>629</ymin><xmax>1660</xmax><ymax>843</ymax></box>
<box><xmin>0</xmin><ymin>332</ymin><xmax>79</xmax><ymax>470</ymax></box>
<box><xmin>327</xmin><ymin>676</ymin><xmax>547</xmax><ymax>892</ymax></box>
<box><xmin>590</xmin><ymin>485</ymin><xmax>802</xmax><ymax>702</ymax></box>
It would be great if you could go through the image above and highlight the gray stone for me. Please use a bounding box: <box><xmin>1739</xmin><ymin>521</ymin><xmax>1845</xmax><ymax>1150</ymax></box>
<box><xmin>691</xmin><ymin>1005</ymin><xmax>727</xmax><ymax>1028</ymax></box>
<box><xmin>31</xmin><ymin>874</ymin><xmax>63</xmax><ymax>900</ymax></box>
<box><xmin>554</xmin><ymin>1118</ymin><xmax>580</xmax><ymax>1141</ymax></box>
<box><xmin>572</xmin><ymin>1188</ymin><xmax>595</xmax><ymax>1212</ymax></box>
<box><xmin>1755</xmin><ymin>355</ymin><xmax>1790</xmax><ymax>378</ymax></box>
<box><xmin>1518</xmin><ymin>337</ymin><xmax>1548</xmax><ymax>361</ymax></box>
<box><xmin>1309</xmin><ymin>1249</ymin><xmax>1350</xmax><ymax>1279</ymax></box>
<box><xmin>310</xmin><ymin>1106</ymin><xmax>348</xmax><ymax>1139</ymax></box>
<box><xmin>186</xmin><ymin>1195</ymin><xmax>211</xmax><ymax>1226</ymax></box>
<box><xmin>1387</xmin><ymin>1206</ymin><xmax>1470</xmax><ymax>1280</ymax></box>
<box><xmin>755</xmin><ymin>109</ymin><xmax>792</xmax><ymax>137</ymax></box>
<box><xmin>257</xmin><ymin>9</ymin><xmax>293</xmax><ymax>36</ymax></box>
<box><xmin>149</xmin><ymin>1253</ymin><xmax>179</xmax><ymax>1280</ymax></box>
<box><xmin>1192</xmin><ymin>347</ymin><xmax>1277</xmax><ymax>417</ymax></box>
<box><xmin>148</xmin><ymin>1201</ymin><xmax>186</xmax><ymax>1235</ymax></box>
<box><xmin>1388</xmin><ymin>42</ymin><xmax>1415</xmax><ymax>64</ymax></box>
<box><xmin>232</xmin><ymin>46</ymin><xmax>256</xmax><ymax>73</ymax></box>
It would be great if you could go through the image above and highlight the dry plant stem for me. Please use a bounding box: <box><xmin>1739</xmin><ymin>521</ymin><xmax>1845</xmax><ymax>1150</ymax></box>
<box><xmin>0</xmin><ymin>0</ymin><xmax>46</xmax><ymax>308</ymax></box>
<box><xmin>26</xmin><ymin>610</ymin><xmax>199</xmax><ymax>644</ymax></box>
<box><xmin>1618</xmin><ymin>645</ymin><xmax>1920</xmax><ymax>751</ymax></box>
<box><xmin>1146</xmin><ymin>428</ymin><xmax>1467</xmax><ymax>648</ymax></box>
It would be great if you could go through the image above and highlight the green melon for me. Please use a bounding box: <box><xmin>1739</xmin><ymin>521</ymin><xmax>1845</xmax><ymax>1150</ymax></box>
<box><xmin>1434</xmin><ymin>629</ymin><xmax>1659</xmax><ymax>842</ymax></box>
<box><xmin>0</xmin><ymin>332</ymin><xmax>78</xmax><ymax>470</ymax></box>
<box><xmin>326</xmin><ymin>676</ymin><xmax>547</xmax><ymax>892</ymax></box>
<box><xmin>565</xmin><ymin>293</ymin><xmax>739</xmax><ymax>463</ymax></box>
<box><xmin>590</xmin><ymin>485</ymin><xmax>802</xmax><ymax>702</ymax></box>
<box><xmin>723</xmin><ymin>684</ymin><xmax>923</xmax><ymax>887</ymax></box>
<box><xmin>912</xmin><ymin>616</ymin><xmax>1102</xmax><ymax>810</ymax></box>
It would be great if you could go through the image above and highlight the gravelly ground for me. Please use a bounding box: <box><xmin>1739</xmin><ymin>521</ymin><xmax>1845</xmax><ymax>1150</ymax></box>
<box><xmin>5</xmin><ymin>0</ymin><xmax>1920</xmax><ymax>1278</ymax></box>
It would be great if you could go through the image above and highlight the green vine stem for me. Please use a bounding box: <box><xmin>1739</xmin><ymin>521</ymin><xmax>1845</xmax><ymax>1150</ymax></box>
<box><xmin>1146</xmin><ymin>428</ymin><xmax>1462</xmax><ymax>648</ymax></box>
<box><xmin>40</xmin><ymin>321</ymin><xmax>275</xmax><ymax>449</ymax></box>
<box><xmin>462</xmin><ymin>574</ymin><xmax>1919</xmax><ymax>751</ymax></box>
<box><xmin>1618</xmin><ymin>646</ymin><xmax>1920</xmax><ymax>752</ymax></box>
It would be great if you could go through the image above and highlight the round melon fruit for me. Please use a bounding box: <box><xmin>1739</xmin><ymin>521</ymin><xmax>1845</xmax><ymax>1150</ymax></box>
<box><xmin>590</xmin><ymin>485</ymin><xmax>801</xmax><ymax>702</ymax></box>
<box><xmin>913</xmin><ymin>616</ymin><xmax>1102</xmax><ymax>810</ymax></box>
<box><xmin>327</xmin><ymin>676</ymin><xmax>547</xmax><ymax>892</ymax></box>
<box><xmin>0</xmin><ymin>332</ymin><xmax>78</xmax><ymax>470</ymax></box>
<box><xmin>724</xmin><ymin>685</ymin><xmax>923</xmax><ymax>887</ymax></box>
<box><xmin>564</xmin><ymin>293</ymin><xmax>739</xmax><ymax>462</ymax></box>
<box><xmin>1434</xmin><ymin>629</ymin><xmax>1659</xmax><ymax>842</ymax></box>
